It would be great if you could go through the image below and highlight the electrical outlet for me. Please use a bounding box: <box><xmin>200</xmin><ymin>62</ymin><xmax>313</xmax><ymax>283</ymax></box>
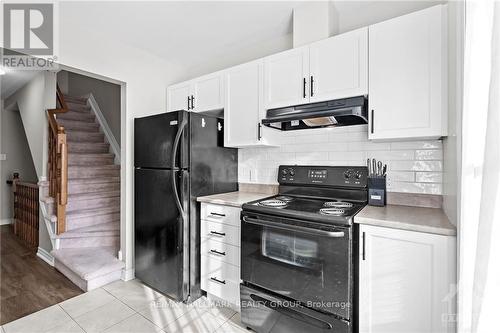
<box><xmin>0</xmin><ymin>154</ymin><xmax>6</xmax><ymax>161</ymax></box>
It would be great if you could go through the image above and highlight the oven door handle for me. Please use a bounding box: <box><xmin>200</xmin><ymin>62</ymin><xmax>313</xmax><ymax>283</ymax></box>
<box><xmin>242</xmin><ymin>216</ymin><xmax>345</xmax><ymax>238</ymax></box>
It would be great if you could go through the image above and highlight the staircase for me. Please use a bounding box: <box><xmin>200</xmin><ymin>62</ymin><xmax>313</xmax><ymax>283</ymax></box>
<box><xmin>42</xmin><ymin>94</ymin><xmax>123</xmax><ymax>291</ymax></box>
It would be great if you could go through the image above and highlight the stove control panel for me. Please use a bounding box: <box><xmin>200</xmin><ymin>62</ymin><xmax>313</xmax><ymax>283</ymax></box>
<box><xmin>279</xmin><ymin>165</ymin><xmax>368</xmax><ymax>188</ymax></box>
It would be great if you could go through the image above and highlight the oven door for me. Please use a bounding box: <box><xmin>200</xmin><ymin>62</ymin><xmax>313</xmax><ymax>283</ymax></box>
<box><xmin>241</xmin><ymin>211</ymin><xmax>352</xmax><ymax>320</ymax></box>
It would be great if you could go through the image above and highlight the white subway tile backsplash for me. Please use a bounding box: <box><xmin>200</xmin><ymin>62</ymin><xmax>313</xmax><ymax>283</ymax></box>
<box><xmin>329</xmin><ymin>131</ymin><xmax>367</xmax><ymax>142</ymax></box>
<box><xmin>415</xmin><ymin>172</ymin><xmax>443</xmax><ymax>183</ymax></box>
<box><xmin>389</xmin><ymin>181</ymin><xmax>443</xmax><ymax>195</ymax></box>
<box><xmin>329</xmin><ymin>151</ymin><xmax>366</xmax><ymax>161</ymax></box>
<box><xmin>415</xmin><ymin>149</ymin><xmax>443</xmax><ymax>160</ymax></box>
<box><xmin>367</xmin><ymin>150</ymin><xmax>415</xmax><ymax>161</ymax></box>
<box><xmin>390</xmin><ymin>140</ymin><xmax>443</xmax><ymax>150</ymax></box>
<box><xmin>387</xmin><ymin>171</ymin><xmax>415</xmax><ymax>182</ymax></box>
<box><xmin>296</xmin><ymin>152</ymin><xmax>328</xmax><ymax>161</ymax></box>
<box><xmin>237</xmin><ymin>127</ymin><xmax>444</xmax><ymax>194</ymax></box>
<box><xmin>294</xmin><ymin>134</ymin><xmax>327</xmax><ymax>144</ymax></box>
<box><xmin>348</xmin><ymin>141</ymin><xmax>392</xmax><ymax>151</ymax></box>
<box><xmin>390</xmin><ymin>161</ymin><xmax>443</xmax><ymax>172</ymax></box>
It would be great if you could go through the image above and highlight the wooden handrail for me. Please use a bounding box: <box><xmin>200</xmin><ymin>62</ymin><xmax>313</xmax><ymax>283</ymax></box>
<box><xmin>46</xmin><ymin>84</ymin><xmax>69</xmax><ymax>235</ymax></box>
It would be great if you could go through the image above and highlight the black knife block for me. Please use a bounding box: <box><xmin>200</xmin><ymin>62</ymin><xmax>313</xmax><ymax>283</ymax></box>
<box><xmin>368</xmin><ymin>176</ymin><xmax>387</xmax><ymax>207</ymax></box>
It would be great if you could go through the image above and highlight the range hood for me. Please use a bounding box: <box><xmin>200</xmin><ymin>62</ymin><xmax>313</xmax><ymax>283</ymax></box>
<box><xmin>262</xmin><ymin>96</ymin><xmax>367</xmax><ymax>131</ymax></box>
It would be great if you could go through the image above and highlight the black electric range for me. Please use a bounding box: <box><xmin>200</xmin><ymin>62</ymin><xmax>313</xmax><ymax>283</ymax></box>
<box><xmin>240</xmin><ymin>165</ymin><xmax>368</xmax><ymax>333</ymax></box>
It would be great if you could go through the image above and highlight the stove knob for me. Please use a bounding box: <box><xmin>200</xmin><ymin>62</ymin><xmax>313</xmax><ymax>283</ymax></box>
<box><xmin>289</xmin><ymin>169</ymin><xmax>295</xmax><ymax>176</ymax></box>
<box><xmin>282</xmin><ymin>169</ymin><xmax>288</xmax><ymax>176</ymax></box>
<box><xmin>355</xmin><ymin>171</ymin><xmax>362</xmax><ymax>180</ymax></box>
<box><xmin>343</xmin><ymin>171</ymin><xmax>352</xmax><ymax>179</ymax></box>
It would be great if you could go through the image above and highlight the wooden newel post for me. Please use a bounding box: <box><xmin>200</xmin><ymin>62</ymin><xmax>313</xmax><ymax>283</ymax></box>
<box><xmin>12</xmin><ymin>172</ymin><xmax>20</xmax><ymax>191</ymax></box>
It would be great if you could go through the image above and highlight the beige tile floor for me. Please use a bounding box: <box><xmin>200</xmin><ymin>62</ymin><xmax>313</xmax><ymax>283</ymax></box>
<box><xmin>0</xmin><ymin>280</ymin><xmax>248</xmax><ymax>333</ymax></box>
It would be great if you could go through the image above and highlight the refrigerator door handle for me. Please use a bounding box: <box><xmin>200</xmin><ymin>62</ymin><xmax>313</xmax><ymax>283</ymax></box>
<box><xmin>171</xmin><ymin>117</ymin><xmax>188</xmax><ymax>218</ymax></box>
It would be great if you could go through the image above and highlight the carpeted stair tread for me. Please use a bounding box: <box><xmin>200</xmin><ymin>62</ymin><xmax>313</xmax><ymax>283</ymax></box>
<box><xmin>67</xmin><ymin>132</ymin><xmax>105</xmax><ymax>143</ymax></box>
<box><xmin>51</xmin><ymin>247</ymin><xmax>124</xmax><ymax>280</ymax></box>
<box><xmin>56</xmin><ymin>222</ymin><xmax>120</xmax><ymax>239</ymax></box>
<box><xmin>69</xmin><ymin>165</ymin><xmax>120</xmax><ymax>179</ymax></box>
<box><xmin>69</xmin><ymin>190</ymin><xmax>120</xmax><ymax>201</ymax></box>
<box><xmin>67</xmin><ymin>221</ymin><xmax>120</xmax><ymax>234</ymax></box>
<box><xmin>57</xmin><ymin>112</ymin><xmax>95</xmax><ymax>123</ymax></box>
<box><xmin>68</xmin><ymin>153</ymin><xmax>114</xmax><ymax>166</ymax></box>
<box><xmin>69</xmin><ymin>176</ymin><xmax>120</xmax><ymax>185</ymax></box>
<box><xmin>68</xmin><ymin>142</ymin><xmax>109</xmax><ymax>154</ymax></box>
<box><xmin>63</xmin><ymin>95</ymin><xmax>87</xmax><ymax>104</ymax></box>
<box><xmin>50</xmin><ymin>205</ymin><xmax>120</xmax><ymax>223</ymax></box>
<box><xmin>58</xmin><ymin>119</ymin><xmax>99</xmax><ymax>132</ymax></box>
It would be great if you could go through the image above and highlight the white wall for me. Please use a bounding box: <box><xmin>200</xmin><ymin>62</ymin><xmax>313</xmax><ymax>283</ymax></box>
<box><xmin>335</xmin><ymin>1</ymin><xmax>445</xmax><ymax>34</ymax></box>
<box><xmin>0</xmin><ymin>106</ymin><xmax>38</xmax><ymax>221</ymax></box>
<box><xmin>4</xmin><ymin>72</ymin><xmax>55</xmax><ymax>179</ymax></box>
<box><xmin>239</xmin><ymin>125</ymin><xmax>444</xmax><ymax>195</ymax></box>
<box><xmin>58</xmin><ymin>5</ymin><xmax>184</xmax><ymax>277</ymax></box>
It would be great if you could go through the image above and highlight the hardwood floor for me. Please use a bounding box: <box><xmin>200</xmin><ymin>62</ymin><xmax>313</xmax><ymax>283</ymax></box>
<box><xmin>0</xmin><ymin>225</ymin><xmax>82</xmax><ymax>325</ymax></box>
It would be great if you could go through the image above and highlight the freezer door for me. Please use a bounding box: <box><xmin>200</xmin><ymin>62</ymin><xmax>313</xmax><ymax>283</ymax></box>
<box><xmin>134</xmin><ymin>111</ymin><xmax>189</xmax><ymax>169</ymax></box>
<box><xmin>189</xmin><ymin>114</ymin><xmax>238</xmax><ymax>197</ymax></box>
<box><xmin>134</xmin><ymin>168</ymin><xmax>189</xmax><ymax>301</ymax></box>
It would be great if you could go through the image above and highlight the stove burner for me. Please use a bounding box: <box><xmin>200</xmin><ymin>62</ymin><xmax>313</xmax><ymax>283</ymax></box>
<box><xmin>323</xmin><ymin>201</ymin><xmax>353</xmax><ymax>209</ymax></box>
<box><xmin>275</xmin><ymin>196</ymin><xmax>294</xmax><ymax>202</ymax></box>
<box><xmin>258</xmin><ymin>199</ymin><xmax>288</xmax><ymax>208</ymax></box>
<box><xmin>319</xmin><ymin>208</ymin><xmax>346</xmax><ymax>216</ymax></box>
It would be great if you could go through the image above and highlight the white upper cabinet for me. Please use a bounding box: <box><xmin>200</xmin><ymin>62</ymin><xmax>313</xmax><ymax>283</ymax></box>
<box><xmin>368</xmin><ymin>5</ymin><xmax>447</xmax><ymax>140</ymax></box>
<box><xmin>263</xmin><ymin>46</ymin><xmax>309</xmax><ymax>110</ymax></box>
<box><xmin>263</xmin><ymin>28</ymin><xmax>368</xmax><ymax>110</ymax></box>
<box><xmin>191</xmin><ymin>72</ymin><xmax>225</xmax><ymax>113</ymax></box>
<box><xmin>225</xmin><ymin>60</ymin><xmax>278</xmax><ymax>147</ymax></box>
<box><xmin>167</xmin><ymin>82</ymin><xmax>191</xmax><ymax>112</ymax></box>
<box><xmin>309</xmin><ymin>27</ymin><xmax>368</xmax><ymax>102</ymax></box>
<box><xmin>167</xmin><ymin>72</ymin><xmax>224</xmax><ymax>113</ymax></box>
<box><xmin>358</xmin><ymin>224</ymin><xmax>456</xmax><ymax>333</ymax></box>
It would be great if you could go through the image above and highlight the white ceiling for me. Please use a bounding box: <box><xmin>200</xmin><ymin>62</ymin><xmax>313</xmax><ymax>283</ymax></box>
<box><xmin>0</xmin><ymin>68</ymin><xmax>37</xmax><ymax>100</ymax></box>
<box><xmin>60</xmin><ymin>1</ymin><xmax>300</xmax><ymax>70</ymax></box>
<box><xmin>58</xmin><ymin>1</ymin><xmax>443</xmax><ymax>80</ymax></box>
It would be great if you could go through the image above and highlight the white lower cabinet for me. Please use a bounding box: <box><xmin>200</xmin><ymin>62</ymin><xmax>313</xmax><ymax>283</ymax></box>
<box><xmin>200</xmin><ymin>203</ymin><xmax>241</xmax><ymax>307</ymax></box>
<box><xmin>358</xmin><ymin>224</ymin><xmax>456</xmax><ymax>333</ymax></box>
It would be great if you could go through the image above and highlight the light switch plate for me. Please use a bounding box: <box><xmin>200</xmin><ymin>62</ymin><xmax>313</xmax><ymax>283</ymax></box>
<box><xmin>0</xmin><ymin>154</ymin><xmax>6</xmax><ymax>161</ymax></box>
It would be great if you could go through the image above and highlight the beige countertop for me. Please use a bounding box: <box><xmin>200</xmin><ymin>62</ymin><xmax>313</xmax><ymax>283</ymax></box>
<box><xmin>197</xmin><ymin>191</ymin><xmax>271</xmax><ymax>208</ymax></box>
<box><xmin>355</xmin><ymin>204</ymin><xmax>456</xmax><ymax>236</ymax></box>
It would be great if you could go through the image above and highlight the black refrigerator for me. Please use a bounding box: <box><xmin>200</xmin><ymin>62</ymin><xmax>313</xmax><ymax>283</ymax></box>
<box><xmin>134</xmin><ymin>110</ymin><xmax>238</xmax><ymax>303</ymax></box>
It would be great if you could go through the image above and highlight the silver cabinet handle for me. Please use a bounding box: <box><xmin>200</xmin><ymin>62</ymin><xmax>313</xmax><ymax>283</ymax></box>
<box><xmin>208</xmin><ymin>212</ymin><xmax>225</xmax><ymax>218</ymax></box>
<box><xmin>209</xmin><ymin>231</ymin><xmax>225</xmax><ymax>237</ymax></box>
<box><xmin>210</xmin><ymin>277</ymin><xmax>225</xmax><ymax>284</ymax></box>
<box><xmin>210</xmin><ymin>249</ymin><xmax>226</xmax><ymax>256</ymax></box>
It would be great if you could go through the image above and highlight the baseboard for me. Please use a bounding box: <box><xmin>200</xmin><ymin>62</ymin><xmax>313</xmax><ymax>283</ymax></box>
<box><xmin>36</xmin><ymin>247</ymin><xmax>55</xmax><ymax>266</ymax></box>
<box><xmin>121</xmin><ymin>268</ymin><xmax>135</xmax><ymax>281</ymax></box>
<box><xmin>0</xmin><ymin>218</ymin><xmax>13</xmax><ymax>225</ymax></box>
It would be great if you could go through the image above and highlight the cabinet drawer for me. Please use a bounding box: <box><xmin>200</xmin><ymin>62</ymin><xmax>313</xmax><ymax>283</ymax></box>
<box><xmin>201</xmin><ymin>237</ymin><xmax>240</xmax><ymax>267</ymax></box>
<box><xmin>202</xmin><ymin>273</ymin><xmax>240</xmax><ymax>306</ymax></box>
<box><xmin>201</xmin><ymin>255</ymin><xmax>240</xmax><ymax>284</ymax></box>
<box><xmin>201</xmin><ymin>220</ymin><xmax>240</xmax><ymax>247</ymax></box>
<box><xmin>201</xmin><ymin>203</ymin><xmax>241</xmax><ymax>227</ymax></box>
